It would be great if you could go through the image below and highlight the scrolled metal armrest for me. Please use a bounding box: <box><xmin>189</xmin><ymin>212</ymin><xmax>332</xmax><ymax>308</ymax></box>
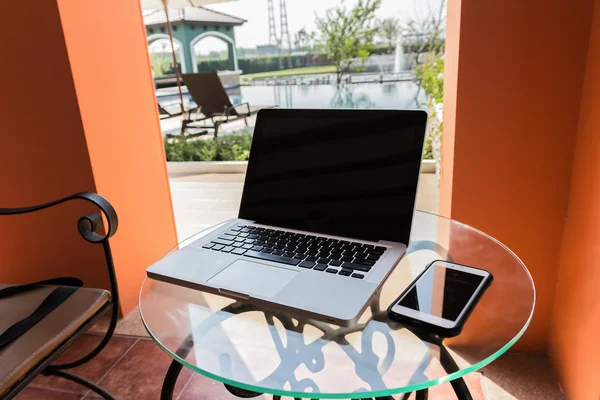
<box><xmin>0</xmin><ymin>192</ymin><xmax>118</xmax><ymax>244</ymax></box>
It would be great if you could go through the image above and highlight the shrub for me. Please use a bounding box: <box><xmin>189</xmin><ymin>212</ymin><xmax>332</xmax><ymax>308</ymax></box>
<box><xmin>164</xmin><ymin>130</ymin><xmax>253</xmax><ymax>162</ymax></box>
<box><xmin>197</xmin><ymin>54</ymin><xmax>332</xmax><ymax>74</ymax></box>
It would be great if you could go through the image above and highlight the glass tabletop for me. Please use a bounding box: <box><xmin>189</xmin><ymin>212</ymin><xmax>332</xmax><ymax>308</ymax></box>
<box><xmin>139</xmin><ymin>211</ymin><xmax>535</xmax><ymax>399</ymax></box>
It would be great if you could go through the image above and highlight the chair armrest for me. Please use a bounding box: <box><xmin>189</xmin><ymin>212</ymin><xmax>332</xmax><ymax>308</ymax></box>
<box><xmin>0</xmin><ymin>192</ymin><xmax>118</xmax><ymax>244</ymax></box>
<box><xmin>225</xmin><ymin>103</ymin><xmax>250</xmax><ymax>117</ymax></box>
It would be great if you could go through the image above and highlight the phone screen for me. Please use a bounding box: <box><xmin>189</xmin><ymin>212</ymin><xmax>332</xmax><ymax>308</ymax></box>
<box><xmin>398</xmin><ymin>264</ymin><xmax>485</xmax><ymax>321</ymax></box>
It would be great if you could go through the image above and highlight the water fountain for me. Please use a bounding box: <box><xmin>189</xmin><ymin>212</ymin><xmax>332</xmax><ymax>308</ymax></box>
<box><xmin>394</xmin><ymin>35</ymin><xmax>405</xmax><ymax>74</ymax></box>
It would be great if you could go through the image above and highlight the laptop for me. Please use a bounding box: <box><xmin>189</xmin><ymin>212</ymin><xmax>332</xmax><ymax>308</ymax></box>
<box><xmin>147</xmin><ymin>108</ymin><xmax>428</xmax><ymax>326</ymax></box>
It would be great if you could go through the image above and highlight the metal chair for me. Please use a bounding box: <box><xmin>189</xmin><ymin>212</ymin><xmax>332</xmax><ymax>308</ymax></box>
<box><xmin>0</xmin><ymin>192</ymin><xmax>119</xmax><ymax>400</ymax></box>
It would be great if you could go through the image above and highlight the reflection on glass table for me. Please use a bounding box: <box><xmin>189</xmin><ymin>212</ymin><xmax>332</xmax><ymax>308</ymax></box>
<box><xmin>140</xmin><ymin>211</ymin><xmax>535</xmax><ymax>400</ymax></box>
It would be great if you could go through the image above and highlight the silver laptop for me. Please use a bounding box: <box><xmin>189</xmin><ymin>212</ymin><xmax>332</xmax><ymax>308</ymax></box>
<box><xmin>147</xmin><ymin>109</ymin><xmax>427</xmax><ymax>326</ymax></box>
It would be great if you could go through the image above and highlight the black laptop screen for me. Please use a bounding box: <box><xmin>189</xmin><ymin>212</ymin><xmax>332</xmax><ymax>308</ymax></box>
<box><xmin>238</xmin><ymin>109</ymin><xmax>427</xmax><ymax>244</ymax></box>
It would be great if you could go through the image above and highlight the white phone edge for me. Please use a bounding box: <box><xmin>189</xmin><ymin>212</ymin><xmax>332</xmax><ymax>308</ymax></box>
<box><xmin>389</xmin><ymin>260</ymin><xmax>491</xmax><ymax>329</ymax></box>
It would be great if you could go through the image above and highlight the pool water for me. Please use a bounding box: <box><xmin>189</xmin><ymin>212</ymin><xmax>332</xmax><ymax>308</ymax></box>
<box><xmin>236</xmin><ymin>81</ymin><xmax>427</xmax><ymax>110</ymax></box>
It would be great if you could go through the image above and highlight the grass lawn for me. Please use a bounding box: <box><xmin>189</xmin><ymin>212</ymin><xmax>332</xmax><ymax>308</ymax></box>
<box><xmin>241</xmin><ymin>65</ymin><xmax>337</xmax><ymax>81</ymax></box>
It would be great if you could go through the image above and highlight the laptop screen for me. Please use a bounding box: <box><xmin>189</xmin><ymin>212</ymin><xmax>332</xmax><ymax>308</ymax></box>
<box><xmin>239</xmin><ymin>109</ymin><xmax>427</xmax><ymax>244</ymax></box>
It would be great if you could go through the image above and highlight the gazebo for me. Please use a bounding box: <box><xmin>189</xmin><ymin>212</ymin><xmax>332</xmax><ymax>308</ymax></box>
<box><xmin>144</xmin><ymin>7</ymin><xmax>246</xmax><ymax>75</ymax></box>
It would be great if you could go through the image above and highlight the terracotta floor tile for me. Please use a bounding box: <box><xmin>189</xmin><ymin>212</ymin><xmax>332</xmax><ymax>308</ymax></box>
<box><xmin>91</xmin><ymin>339</ymin><xmax>192</xmax><ymax>399</ymax></box>
<box><xmin>178</xmin><ymin>373</ymin><xmax>271</xmax><ymax>400</ymax></box>
<box><xmin>31</xmin><ymin>335</ymin><xmax>137</xmax><ymax>395</ymax></box>
<box><xmin>14</xmin><ymin>387</ymin><xmax>83</xmax><ymax>400</ymax></box>
<box><xmin>417</xmin><ymin>372</ymin><xmax>485</xmax><ymax>399</ymax></box>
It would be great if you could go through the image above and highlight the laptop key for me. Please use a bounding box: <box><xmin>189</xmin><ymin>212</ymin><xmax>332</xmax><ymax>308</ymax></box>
<box><xmin>242</xmin><ymin>244</ymin><xmax>253</xmax><ymax>250</ymax></box>
<box><xmin>231</xmin><ymin>248</ymin><xmax>246</xmax><ymax>255</ymax></box>
<box><xmin>306</xmin><ymin>255</ymin><xmax>318</xmax><ymax>262</ymax></box>
<box><xmin>329</xmin><ymin>260</ymin><xmax>343</xmax><ymax>267</ymax></box>
<box><xmin>272</xmin><ymin>249</ymin><xmax>284</xmax><ymax>255</ymax></box>
<box><xmin>211</xmin><ymin>238</ymin><xmax>234</xmax><ymax>246</ymax></box>
<box><xmin>248</xmin><ymin>234</ymin><xmax>259</xmax><ymax>239</ymax></box>
<box><xmin>318</xmin><ymin>258</ymin><xmax>330</xmax><ymax>264</ymax></box>
<box><xmin>262</xmin><ymin>248</ymin><xmax>274</xmax><ymax>254</ymax></box>
<box><xmin>244</xmin><ymin>238</ymin><xmax>255</xmax><ymax>244</ymax></box>
<box><xmin>341</xmin><ymin>261</ymin><xmax>371</xmax><ymax>272</ymax></box>
<box><xmin>367</xmin><ymin>254</ymin><xmax>380</xmax><ymax>261</ymax></box>
<box><xmin>212</xmin><ymin>244</ymin><xmax>225</xmax><ymax>251</ymax></box>
<box><xmin>244</xmin><ymin>251</ymin><xmax>302</xmax><ymax>266</ymax></box>
<box><xmin>221</xmin><ymin>246</ymin><xmax>234</xmax><ymax>253</ymax></box>
<box><xmin>234</xmin><ymin>237</ymin><xmax>245</xmax><ymax>242</ymax></box>
<box><xmin>339</xmin><ymin>269</ymin><xmax>352</xmax><ymax>276</ymax></box>
<box><xmin>299</xmin><ymin>260</ymin><xmax>315</xmax><ymax>269</ymax></box>
<box><xmin>341</xmin><ymin>256</ymin><xmax>354</xmax><ymax>262</ymax></box>
<box><xmin>351</xmin><ymin>273</ymin><xmax>365</xmax><ymax>279</ymax></box>
<box><xmin>231</xmin><ymin>227</ymin><xmax>242</xmax><ymax>232</ymax></box>
<box><xmin>283</xmin><ymin>251</ymin><xmax>296</xmax><ymax>257</ymax></box>
<box><xmin>325</xmin><ymin>268</ymin><xmax>338</xmax><ymax>274</ymax></box>
<box><xmin>313</xmin><ymin>263</ymin><xmax>328</xmax><ymax>271</ymax></box>
<box><xmin>252</xmin><ymin>245</ymin><xmax>264</xmax><ymax>251</ymax></box>
<box><xmin>373</xmin><ymin>246</ymin><xmax>386</xmax><ymax>254</ymax></box>
<box><xmin>240</xmin><ymin>228</ymin><xmax>251</xmax><ymax>233</ymax></box>
<box><xmin>223</xmin><ymin>232</ymin><xmax>238</xmax><ymax>237</ymax></box>
<box><xmin>295</xmin><ymin>253</ymin><xmax>307</xmax><ymax>259</ymax></box>
<box><xmin>232</xmin><ymin>242</ymin><xmax>243</xmax><ymax>248</ymax></box>
<box><xmin>202</xmin><ymin>243</ymin><xmax>214</xmax><ymax>249</ymax></box>
<box><xmin>239</xmin><ymin>233</ymin><xmax>249</xmax><ymax>238</ymax></box>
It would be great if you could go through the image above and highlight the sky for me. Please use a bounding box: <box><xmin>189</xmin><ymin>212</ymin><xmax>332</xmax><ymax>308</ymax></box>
<box><xmin>203</xmin><ymin>0</ymin><xmax>444</xmax><ymax>50</ymax></box>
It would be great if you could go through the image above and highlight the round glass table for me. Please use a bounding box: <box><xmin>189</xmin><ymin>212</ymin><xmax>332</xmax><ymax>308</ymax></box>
<box><xmin>140</xmin><ymin>212</ymin><xmax>535</xmax><ymax>400</ymax></box>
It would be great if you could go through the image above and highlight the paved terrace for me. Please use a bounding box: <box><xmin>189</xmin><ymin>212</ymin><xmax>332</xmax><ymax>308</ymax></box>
<box><xmin>169</xmin><ymin>172</ymin><xmax>441</xmax><ymax>241</ymax></box>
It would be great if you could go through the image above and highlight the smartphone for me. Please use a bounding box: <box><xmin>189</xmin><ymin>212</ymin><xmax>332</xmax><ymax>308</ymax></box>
<box><xmin>387</xmin><ymin>260</ymin><xmax>493</xmax><ymax>338</ymax></box>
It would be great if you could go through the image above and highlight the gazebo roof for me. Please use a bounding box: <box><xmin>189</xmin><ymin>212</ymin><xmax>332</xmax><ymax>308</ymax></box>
<box><xmin>143</xmin><ymin>7</ymin><xmax>246</xmax><ymax>26</ymax></box>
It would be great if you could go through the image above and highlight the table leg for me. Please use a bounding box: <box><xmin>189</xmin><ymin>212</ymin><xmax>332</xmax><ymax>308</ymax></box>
<box><xmin>161</xmin><ymin>359</ymin><xmax>184</xmax><ymax>400</ymax></box>
<box><xmin>438</xmin><ymin>344</ymin><xmax>473</xmax><ymax>400</ymax></box>
<box><xmin>160</xmin><ymin>334</ymin><xmax>195</xmax><ymax>400</ymax></box>
<box><xmin>397</xmin><ymin>390</ymin><xmax>427</xmax><ymax>400</ymax></box>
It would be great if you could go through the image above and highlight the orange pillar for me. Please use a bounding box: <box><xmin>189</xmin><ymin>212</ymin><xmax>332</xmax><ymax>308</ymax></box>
<box><xmin>549</xmin><ymin>0</ymin><xmax>600</xmax><ymax>397</ymax></box>
<box><xmin>441</xmin><ymin>0</ymin><xmax>595</xmax><ymax>350</ymax></box>
<box><xmin>0</xmin><ymin>0</ymin><xmax>178</xmax><ymax>315</ymax></box>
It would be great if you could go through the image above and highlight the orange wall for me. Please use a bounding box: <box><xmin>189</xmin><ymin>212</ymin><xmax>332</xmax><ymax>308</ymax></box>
<box><xmin>549</xmin><ymin>0</ymin><xmax>600</xmax><ymax>397</ymax></box>
<box><xmin>56</xmin><ymin>0</ymin><xmax>178</xmax><ymax>314</ymax></box>
<box><xmin>0</xmin><ymin>1</ymin><xmax>177</xmax><ymax>315</ymax></box>
<box><xmin>441</xmin><ymin>0</ymin><xmax>595</xmax><ymax>351</ymax></box>
<box><xmin>0</xmin><ymin>1</ymin><xmax>108</xmax><ymax>290</ymax></box>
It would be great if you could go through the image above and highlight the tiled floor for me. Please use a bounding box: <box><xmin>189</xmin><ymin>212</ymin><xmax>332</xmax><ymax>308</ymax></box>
<box><xmin>16</xmin><ymin>334</ymin><xmax>486</xmax><ymax>400</ymax></box>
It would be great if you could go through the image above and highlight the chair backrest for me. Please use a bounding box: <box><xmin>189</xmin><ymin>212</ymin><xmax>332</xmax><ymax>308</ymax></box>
<box><xmin>182</xmin><ymin>72</ymin><xmax>236</xmax><ymax>117</ymax></box>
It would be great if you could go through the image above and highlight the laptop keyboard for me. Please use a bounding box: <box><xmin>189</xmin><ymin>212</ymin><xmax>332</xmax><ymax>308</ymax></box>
<box><xmin>201</xmin><ymin>225</ymin><xmax>388</xmax><ymax>279</ymax></box>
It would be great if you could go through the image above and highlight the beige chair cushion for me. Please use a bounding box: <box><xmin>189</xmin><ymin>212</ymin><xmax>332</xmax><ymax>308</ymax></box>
<box><xmin>0</xmin><ymin>284</ymin><xmax>110</xmax><ymax>396</ymax></box>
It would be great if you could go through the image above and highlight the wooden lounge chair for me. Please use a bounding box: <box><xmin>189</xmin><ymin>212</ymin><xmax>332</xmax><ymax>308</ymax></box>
<box><xmin>0</xmin><ymin>193</ymin><xmax>119</xmax><ymax>400</ymax></box>
<box><xmin>181</xmin><ymin>72</ymin><xmax>273</xmax><ymax>137</ymax></box>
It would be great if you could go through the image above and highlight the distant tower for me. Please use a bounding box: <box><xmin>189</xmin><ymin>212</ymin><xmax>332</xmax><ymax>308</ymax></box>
<box><xmin>267</xmin><ymin>0</ymin><xmax>278</xmax><ymax>46</ymax></box>
<box><xmin>279</xmin><ymin>0</ymin><xmax>292</xmax><ymax>52</ymax></box>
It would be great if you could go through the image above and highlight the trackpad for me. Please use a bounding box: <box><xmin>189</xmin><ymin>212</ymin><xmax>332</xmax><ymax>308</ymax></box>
<box><xmin>208</xmin><ymin>260</ymin><xmax>298</xmax><ymax>298</ymax></box>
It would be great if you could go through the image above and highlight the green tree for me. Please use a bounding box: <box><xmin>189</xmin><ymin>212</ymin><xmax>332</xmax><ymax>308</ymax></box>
<box><xmin>294</xmin><ymin>27</ymin><xmax>316</xmax><ymax>51</ymax></box>
<box><xmin>403</xmin><ymin>0</ymin><xmax>446</xmax><ymax>65</ymax></box>
<box><xmin>378</xmin><ymin>17</ymin><xmax>401</xmax><ymax>54</ymax></box>
<box><xmin>415</xmin><ymin>54</ymin><xmax>444</xmax><ymax>164</ymax></box>
<box><xmin>316</xmin><ymin>0</ymin><xmax>382</xmax><ymax>84</ymax></box>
